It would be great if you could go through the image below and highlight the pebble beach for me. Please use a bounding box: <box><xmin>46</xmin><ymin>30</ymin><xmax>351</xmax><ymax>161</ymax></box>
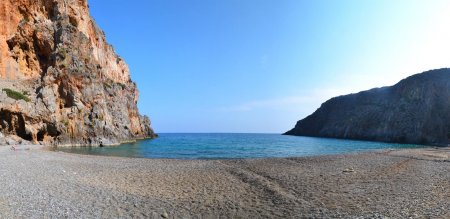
<box><xmin>0</xmin><ymin>145</ymin><xmax>449</xmax><ymax>218</ymax></box>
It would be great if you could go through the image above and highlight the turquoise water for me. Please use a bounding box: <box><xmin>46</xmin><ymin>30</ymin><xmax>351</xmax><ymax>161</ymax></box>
<box><xmin>56</xmin><ymin>133</ymin><xmax>425</xmax><ymax>159</ymax></box>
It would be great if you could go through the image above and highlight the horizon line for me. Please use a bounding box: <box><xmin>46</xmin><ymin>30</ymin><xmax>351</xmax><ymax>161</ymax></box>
<box><xmin>156</xmin><ymin>132</ymin><xmax>282</xmax><ymax>135</ymax></box>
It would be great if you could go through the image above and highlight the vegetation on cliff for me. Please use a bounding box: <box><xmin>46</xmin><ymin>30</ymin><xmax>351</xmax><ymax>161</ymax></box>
<box><xmin>2</xmin><ymin>88</ymin><xmax>30</xmax><ymax>102</ymax></box>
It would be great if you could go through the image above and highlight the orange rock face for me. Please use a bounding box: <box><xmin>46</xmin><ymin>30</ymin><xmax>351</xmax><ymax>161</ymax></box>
<box><xmin>0</xmin><ymin>1</ymin><xmax>21</xmax><ymax>80</ymax></box>
<box><xmin>0</xmin><ymin>0</ymin><xmax>131</xmax><ymax>82</ymax></box>
<box><xmin>0</xmin><ymin>0</ymin><xmax>156</xmax><ymax>146</ymax></box>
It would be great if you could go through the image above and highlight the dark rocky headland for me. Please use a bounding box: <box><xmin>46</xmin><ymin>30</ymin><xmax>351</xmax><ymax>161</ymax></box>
<box><xmin>0</xmin><ymin>0</ymin><xmax>157</xmax><ymax>146</ymax></box>
<box><xmin>285</xmin><ymin>68</ymin><xmax>450</xmax><ymax>146</ymax></box>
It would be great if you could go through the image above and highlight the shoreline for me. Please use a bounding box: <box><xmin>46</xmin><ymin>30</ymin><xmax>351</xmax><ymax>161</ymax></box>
<box><xmin>53</xmin><ymin>145</ymin><xmax>435</xmax><ymax>161</ymax></box>
<box><xmin>0</xmin><ymin>146</ymin><xmax>449</xmax><ymax>218</ymax></box>
<box><xmin>43</xmin><ymin>144</ymin><xmax>450</xmax><ymax>160</ymax></box>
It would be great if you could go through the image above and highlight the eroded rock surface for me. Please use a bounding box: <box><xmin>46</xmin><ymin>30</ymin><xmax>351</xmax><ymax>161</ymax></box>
<box><xmin>285</xmin><ymin>68</ymin><xmax>450</xmax><ymax>146</ymax></box>
<box><xmin>0</xmin><ymin>0</ymin><xmax>156</xmax><ymax>146</ymax></box>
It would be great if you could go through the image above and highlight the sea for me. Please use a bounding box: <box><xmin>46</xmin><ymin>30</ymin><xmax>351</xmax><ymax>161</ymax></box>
<box><xmin>56</xmin><ymin>133</ymin><xmax>425</xmax><ymax>159</ymax></box>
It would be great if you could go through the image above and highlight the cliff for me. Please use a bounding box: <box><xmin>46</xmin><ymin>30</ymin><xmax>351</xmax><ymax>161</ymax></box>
<box><xmin>0</xmin><ymin>0</ymin><xmax>157</xmax><ymax>146</ymax></box>
<box><xmin>285</xmin><ymin>68</ymin><xmax>450</xmax><ymax>146</ymax></box>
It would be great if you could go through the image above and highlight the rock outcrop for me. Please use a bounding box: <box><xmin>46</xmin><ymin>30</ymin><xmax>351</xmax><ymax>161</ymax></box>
<box><xmin>285</xmin><ymin>68</ymin><xmax>450</xmax><ymax>146</ymax></box>
<box><xmin>0</xmin><ymin>0</ymin><xmax>157</xmax><ymax>146</ymax></box>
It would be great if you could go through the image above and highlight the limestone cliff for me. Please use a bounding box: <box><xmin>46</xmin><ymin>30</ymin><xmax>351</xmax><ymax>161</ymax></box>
<box><xmin>285</xmin><ymin>68</ymin><xmax>450</xmax><ymax>146</ymax></box>
<box><xmin>0</xmin><ymin>0</ymin><xmax>157</xmax><ymax>146</ymax></box>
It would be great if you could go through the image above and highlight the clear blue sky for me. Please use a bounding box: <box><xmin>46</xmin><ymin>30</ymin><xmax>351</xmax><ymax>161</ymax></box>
<box><xmin>88</xmin><ymin>0</ymin><xmax>450</xmax><ymax>133</ymax></box>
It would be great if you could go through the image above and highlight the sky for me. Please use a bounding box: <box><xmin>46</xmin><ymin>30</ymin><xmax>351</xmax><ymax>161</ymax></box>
<box><xmin>88</xmin><ymin>0</ymin><xmax>450</xmax><ymax>133</ymax></box>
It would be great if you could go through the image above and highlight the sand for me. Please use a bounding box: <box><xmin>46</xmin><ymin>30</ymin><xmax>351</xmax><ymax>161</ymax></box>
<box><xmin>0</xmin><ymin>145</ymin><xmax>449</xmax><ymax>218</ymax></box>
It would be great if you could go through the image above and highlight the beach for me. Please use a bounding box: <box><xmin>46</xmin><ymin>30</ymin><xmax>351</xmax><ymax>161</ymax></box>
<box><xmin>0</xmin><ymin>146</ymin><xmax>449</xmax><ymax>218</ymax></box>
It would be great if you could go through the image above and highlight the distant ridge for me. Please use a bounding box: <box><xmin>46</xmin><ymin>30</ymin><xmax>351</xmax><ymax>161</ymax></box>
<box><xmin>285</xmin><ymin>68</ymin><xmax>450</xmax><ymax>146</ymax></box>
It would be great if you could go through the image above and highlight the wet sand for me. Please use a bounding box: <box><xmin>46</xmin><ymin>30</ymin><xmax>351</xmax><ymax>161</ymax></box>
<box><xmin>0</xmin><ymin>145</ymin><xmax>449</xmax><ymax>218</ymax></box>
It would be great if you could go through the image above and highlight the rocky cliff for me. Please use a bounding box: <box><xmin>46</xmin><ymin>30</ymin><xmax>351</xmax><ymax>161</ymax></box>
<box><xmin>0</xmin><ymin>0</ymin><xmax>157</xmax><ymax>146</ymax></box>
<box><xmin>285</xmin><ymin>68</ymin><xmax>450</xmax><ymax>146</ymax></box>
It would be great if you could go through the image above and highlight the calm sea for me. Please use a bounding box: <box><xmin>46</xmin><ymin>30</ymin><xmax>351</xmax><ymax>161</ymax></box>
<box><xmin>56</xmin><ymin>133</ymin><xmax>425</xmax><ymax>159</ymax></box>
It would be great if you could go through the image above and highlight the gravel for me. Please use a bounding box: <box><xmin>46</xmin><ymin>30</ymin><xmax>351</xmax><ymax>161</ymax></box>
<box><xmin>0</xmin><ymin>145</ymin><xmax>449</xmax><ymax>218</ymax></box>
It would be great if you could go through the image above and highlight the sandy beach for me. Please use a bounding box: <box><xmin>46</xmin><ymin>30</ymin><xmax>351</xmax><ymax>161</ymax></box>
<box><xmin>0</xmin><ymin>146</ymin><xmax>449</xmax><ymax>218</ymax></box>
